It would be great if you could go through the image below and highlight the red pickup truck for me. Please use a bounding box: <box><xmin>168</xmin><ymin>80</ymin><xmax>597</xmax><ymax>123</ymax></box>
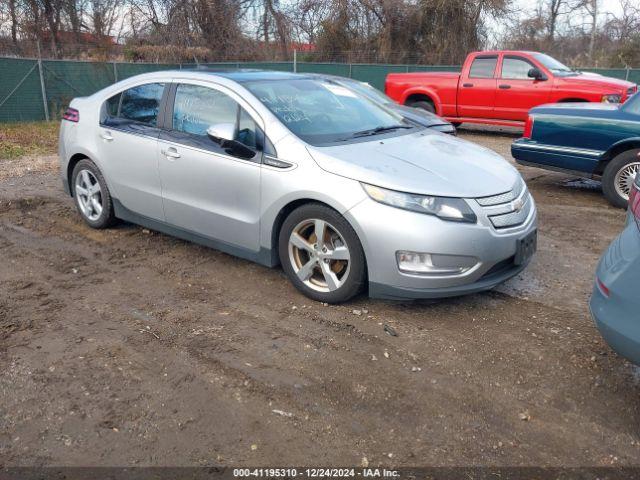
<box><xmin>385</xmin><ymin>50</ymin><xmax>637</xmax><ymax>127</ymax></box>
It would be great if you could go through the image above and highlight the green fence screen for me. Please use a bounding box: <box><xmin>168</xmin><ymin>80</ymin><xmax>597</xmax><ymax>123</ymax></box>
<box><xmin>0</xmin><ymin>57</ymin><xmax>638</xmax><ymax>122</ymax></box>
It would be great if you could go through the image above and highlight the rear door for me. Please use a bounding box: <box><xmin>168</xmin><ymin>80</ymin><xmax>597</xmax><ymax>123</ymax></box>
<box><xmin>157</xmin><ymin>81</ymin><xmax>263</xmax><ymax>252</ymax></box>
<box><xmin>457</xmin><ymin>55</ymin><xmax>498</xmax><ymax>119</ymax></box>
<box><xmin>97</xmin><ymin>82</ymin><xmax>167</xmax><ymax>220</ymax></box>
<box><xmin>494</xmin><ymin>55</ymin><xmax>552</xmax><ymax>121</ymax></box>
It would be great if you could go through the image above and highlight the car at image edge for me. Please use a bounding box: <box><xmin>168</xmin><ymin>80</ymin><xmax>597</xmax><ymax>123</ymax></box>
<box><xmin>59</xmin><ymin>70</ymin><xmax>537</xmax><ymax>303</ymax></box>
<box><xmin>590</xmin><ymin>172</ymin><xmax>640</xmax><ymax>365</ymax></box>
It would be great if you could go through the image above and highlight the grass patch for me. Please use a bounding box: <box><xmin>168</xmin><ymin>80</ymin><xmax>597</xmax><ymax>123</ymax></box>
<box><xmin>0</xmin><ymin>121</ymin><xmax>59</xmax><ymax>159</ymax></box>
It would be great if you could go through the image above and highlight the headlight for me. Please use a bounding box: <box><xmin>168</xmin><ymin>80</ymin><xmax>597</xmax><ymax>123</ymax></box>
<box><xmin>602</xmin><ymin>93</ymin><xmax>622</xmax><ymax>103</ymax></box>
<box><xmin>361</xmin><ymin>183</ymin><xmax>477</xmax><ymax>223</ymax></box>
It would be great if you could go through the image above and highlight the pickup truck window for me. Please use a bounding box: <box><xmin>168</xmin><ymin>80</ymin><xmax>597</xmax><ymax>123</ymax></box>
<box><xmin>469</xmin><ymin>56</ymin><xmax>498</xmax><ymax>79</ymax></box>
<box><xmin>501</xmin><ymin>57</ymin><xmax>535</xmax><ymax>80</ymax></box>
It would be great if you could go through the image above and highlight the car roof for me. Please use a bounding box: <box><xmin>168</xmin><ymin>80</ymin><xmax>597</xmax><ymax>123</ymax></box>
<box><xmin>186</xmin><ymin>68</ymin><xmax>314</xmax><ymax>83</ymax></box>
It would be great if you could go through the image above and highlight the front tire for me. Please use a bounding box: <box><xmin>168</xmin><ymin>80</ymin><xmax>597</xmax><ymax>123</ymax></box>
<box><xmin>602</xmin><ymin>150</ymin><xmax>640</xmax><ymax>208</ymax></box>
<box><xmin>279</xmin><ymin>204</ymin><xmax>366</xmax><ymax>303</ymax></box>
<box><xmin>71</xmin><ymin>159</ymin><xmax>116</xmax><ymax>229</ymax></box>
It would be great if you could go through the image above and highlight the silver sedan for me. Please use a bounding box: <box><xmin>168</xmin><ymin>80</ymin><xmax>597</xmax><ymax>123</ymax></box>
<box><xmin>59</xmin><ymin>70</ymin><xmax>537</xmax><ymax>303</ymax></box>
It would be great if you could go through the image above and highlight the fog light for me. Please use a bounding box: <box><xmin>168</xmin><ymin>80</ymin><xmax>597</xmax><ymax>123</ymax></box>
<box><xmin>396</xmin><ymin>251</ymin><xmax>477</xmax><ymax>275</ymax></box>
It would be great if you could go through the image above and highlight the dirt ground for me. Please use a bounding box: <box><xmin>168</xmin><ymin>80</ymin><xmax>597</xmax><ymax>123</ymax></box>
<box><xmin>1</xmin><ymin>127</ymin><xmax>639</xmax><ymax>468</ymax></box>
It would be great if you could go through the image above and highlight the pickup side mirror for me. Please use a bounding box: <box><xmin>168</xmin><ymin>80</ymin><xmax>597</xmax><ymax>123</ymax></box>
<box><xmin>528</xmin><ymin>67</ymin><xmax>546</xmax><ymax>81</ymax></box>
<box><xmin>206</xmin><ymin>123</ymin><xmax>236</xmax><ymax>143</ymax></box>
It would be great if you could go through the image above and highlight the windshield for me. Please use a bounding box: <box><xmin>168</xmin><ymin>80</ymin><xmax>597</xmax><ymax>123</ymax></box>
<box><xmin>244</xmin><ymin>79</ymin><xmax>414</xmax><ymax>145</ymax></box>
<box><xmin>337</xmin><ymin>79</ymin><xmax>393</xmax><ymax>105</ymax></box>
<box><xmin>533</xmin><ymin>53</ymin><xmax>578</xmax><ymax>76</ymax></box>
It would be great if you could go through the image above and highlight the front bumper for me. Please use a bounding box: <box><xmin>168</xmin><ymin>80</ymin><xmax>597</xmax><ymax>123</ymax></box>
<box><xmin>345</xmin><ymin>195</ymin><xmax>537</xmax><ymax>300</ymax></box>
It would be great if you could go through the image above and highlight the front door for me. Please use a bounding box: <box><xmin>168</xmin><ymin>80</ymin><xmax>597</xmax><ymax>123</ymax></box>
<box><xmin>457</xmin><ymin>55</ymin><xmax>498</xmax><ymax>119</ymax></box>
<box><xmin>158</xmin><ymin>82</ymin><xmax>263</xmax><ymax>253</ymax></box>
<box><xmin>494</xmin><ymin>55</ymin><xmax>552</xmax><ymax>121</ymax></box>
<box><xmin>97</xmin><ymin>82</ymin><xmax>167</xmax><ymax>221</ymax></box>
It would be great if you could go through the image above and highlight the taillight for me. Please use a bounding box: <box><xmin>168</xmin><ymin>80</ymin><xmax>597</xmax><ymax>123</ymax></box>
<box><xmin>630</xmin><ymin>176</ymin><xmax>640</xmax><ymax>230</ymax></box>
<box><xmin>63</xmin><ymin>107</ymin><xmax>79</xmax><ymax>122</ymax></box>
<box><xmin>523</xmin><ymin>115</ymin><xmax>534</xmax><ymax>139</ymax></box>
<box><xmin>596</xmin><ymin>277</ymin><xmax>610</xmax><ymax>298</ymax></box>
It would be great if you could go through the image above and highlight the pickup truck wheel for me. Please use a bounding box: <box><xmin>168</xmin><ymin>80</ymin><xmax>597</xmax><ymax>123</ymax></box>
<box><xmin>409</xmin><ymin>100</ymin><xmax>436</xmax><ymax>114</ymax></box>
<box><xmin>602</xmin><ymin>150</ymin><xmax>640</xmax><ymax>208</ymax></box>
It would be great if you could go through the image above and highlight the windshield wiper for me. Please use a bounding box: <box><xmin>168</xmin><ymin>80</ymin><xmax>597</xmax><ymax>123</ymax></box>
<box><xmin>349</xmin><ymin>124</ymin><xmax>413</xmax><ymax>138</ymax></box>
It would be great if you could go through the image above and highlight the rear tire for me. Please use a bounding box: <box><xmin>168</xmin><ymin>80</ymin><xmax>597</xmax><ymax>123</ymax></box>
<box><xmin>602</xmin><ymin>149</ymin><xmax>640</xmax><ymax>208</ymax></box>
<box><xmin>71</xmin><ymin>159</ymin><xmax>116</xmax><ymax>229</ymax></box>
<box><xmin>278</xmin><ymin>203</ymin><xmax>366</xmax><ymax>304</ymax></box>
<box><xmin>409</xmin><ymin>100</ymin><xmax>436</xmax><ymax>114</ymax></box>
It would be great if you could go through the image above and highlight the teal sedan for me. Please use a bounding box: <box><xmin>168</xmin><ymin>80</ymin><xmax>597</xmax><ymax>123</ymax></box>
<box><xmin>512</xmin><ymin>93</ymin><xmax>640</xmax><ymax>208</ymax></box>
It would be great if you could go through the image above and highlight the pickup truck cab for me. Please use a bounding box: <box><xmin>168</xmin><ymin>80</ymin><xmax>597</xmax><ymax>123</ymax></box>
<box><xmin>385</xmin><ymin>50</ymin><xmax>637</xmax><ymax>128</ymax></box>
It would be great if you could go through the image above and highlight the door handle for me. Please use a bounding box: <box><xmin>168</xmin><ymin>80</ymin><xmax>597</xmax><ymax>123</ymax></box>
<box><xmin>161</xmin><ymin>147</ymin><xmax>181</xmax><ymax>159</ymax></box>
<box><xmin>463</xmin><ymin>83</ymin><xmax>474</xmax><ymax>88</ymax></box>
<box><xmin>100</xmin><ymin>131</ymin><xmax>113</xmax><ymax>141</ymax></box>
<box><xmin>498</xmin><ymin>84</ymin><xmax>511</xmax><ymax>89</ymax></box>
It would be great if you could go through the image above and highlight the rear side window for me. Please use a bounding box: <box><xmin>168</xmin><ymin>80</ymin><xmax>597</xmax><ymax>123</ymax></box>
<box><xmin>119</xmin><ymin>83</ymin><xmax>165</xmax><ymax>126</ymax></box>
<box><xmin>501</xmin><ymin>57</ymin><xmax>535</xmax><ymax>79</ymax></box>
<box><xmin>469</xmin><ymin>57</ymin><xmax>497</xmax><ymax>79</ymax></box>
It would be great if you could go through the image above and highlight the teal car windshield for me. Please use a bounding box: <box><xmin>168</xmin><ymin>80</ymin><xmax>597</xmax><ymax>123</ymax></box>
<box><xmin>533</xmin><ymin>53</ymin><xmax>578</xmax><ymax>76</ymax></box>
<box><xmin>244</xmin><ymin>79</ymin><xmax>414</xmax><ymax>146</ymax></box>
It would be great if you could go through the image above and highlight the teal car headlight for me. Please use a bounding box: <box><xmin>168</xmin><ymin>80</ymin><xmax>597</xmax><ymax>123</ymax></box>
<box><xmin>602</xmin><ymin>93</ymin><xmax>622</xmax><ymax>103</ymax></box>
<box><xmin>361</xmin><ymin>183</ymin><xmax>477</xmax><ymax>223</ymax></box>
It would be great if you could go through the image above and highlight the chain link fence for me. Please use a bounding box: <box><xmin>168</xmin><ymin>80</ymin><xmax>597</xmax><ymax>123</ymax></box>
<box><xmin>1</xmin><ymin>56</ymin><xmax>639</xmax><ymax>123</ymax></box>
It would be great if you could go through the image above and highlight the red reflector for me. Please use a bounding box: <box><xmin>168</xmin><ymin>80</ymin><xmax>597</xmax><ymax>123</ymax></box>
<box><xmin>630</xmin><ymin>182</ymin><xmax>640</xmax><ymax>221</ymax></box>
<box><xmin>523</xmin><ymin>115</ymin><xmax>534</xmax><ymax>139</ymax></box>
<box><xmin>596</xmin><ymin>278</ymin><xmax>610</xmax><ymax>298</ymax></box>
<box><xmin>63</xmin><ymin>107</ymin><xmax>79</xmax><ymax>122</ymax></box>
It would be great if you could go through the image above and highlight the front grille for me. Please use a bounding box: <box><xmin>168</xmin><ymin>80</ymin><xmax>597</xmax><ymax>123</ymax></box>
<box><xmin>474</xmin><ymin>178</ymin><xmax>532</xmax><ymax>230</ymax></box>
<box><xmin>476</xmin><ymin>178</ymin><xmax>525</xmax><ymax>206</ymax></box>
<box><xmin>488</xmin><ymin>196</ymin><xmax>533</xmax><ymax>228</ymax></box>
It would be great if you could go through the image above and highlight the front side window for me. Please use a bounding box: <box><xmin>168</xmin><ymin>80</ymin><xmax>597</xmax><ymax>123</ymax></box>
<box><xmin>172</xmin><ymin>84</ymin><xmax>238</xmax><ymax>136</ymax></box>
<box><xmin>469</xmin><ymin>57</ymin><xmax>498</xmax><ymax>79</ymax></box>
<box><xmin>119</xmin><ymin>83</ymin><xmax>165</xmax><ymax>126</ymax></box>
<box><xmin>171</xmin><ymin>83</ymin><xmax>261</xmax><ymax>155</ymax></box>
<box><xmin>501</xmin><ymin>57</ymin><xmax>535</xmax><ymax>80</ymax></box>
<box><xmin>244</xmin><ymin>79</ymin><xmax>412</xmax><ymax>146</ymax></box>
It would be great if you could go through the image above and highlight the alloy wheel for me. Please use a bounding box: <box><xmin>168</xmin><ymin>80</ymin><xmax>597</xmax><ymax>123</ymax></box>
<box><xmin>75</xmin><ymin>169</ymin><xmax>103</xmax><ymax>221</ymax></box>
<box><xmin>614</xmin><ymin>162</ymin><xmax>640</xmax><ymax>201</ymax></box>
<box><xmin>288</xmin><ymin>218</ymin><xmax>351</xmax><ymax>293</ymax></box>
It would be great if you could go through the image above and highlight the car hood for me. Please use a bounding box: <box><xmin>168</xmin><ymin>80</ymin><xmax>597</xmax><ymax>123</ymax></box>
<box><xmin>307</xmin><ymin>130</ymin><xmax>520</xmax><ymax>198</ymax></box>
<box><xmin>565</xmin><ymin>72</ymin><xmax>635</xmax><ymax>91</ymax></box>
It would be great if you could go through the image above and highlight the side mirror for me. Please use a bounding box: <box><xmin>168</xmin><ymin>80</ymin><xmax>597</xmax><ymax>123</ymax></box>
<box><xmin>527</xmin><ymin>67</ymin><xmax>546</xmax><ymax>81</ymax></box>
<box><xmin>206</xmin><ymin>123</ymin><xmax>235</xmax><ymax>143</ymax></box>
